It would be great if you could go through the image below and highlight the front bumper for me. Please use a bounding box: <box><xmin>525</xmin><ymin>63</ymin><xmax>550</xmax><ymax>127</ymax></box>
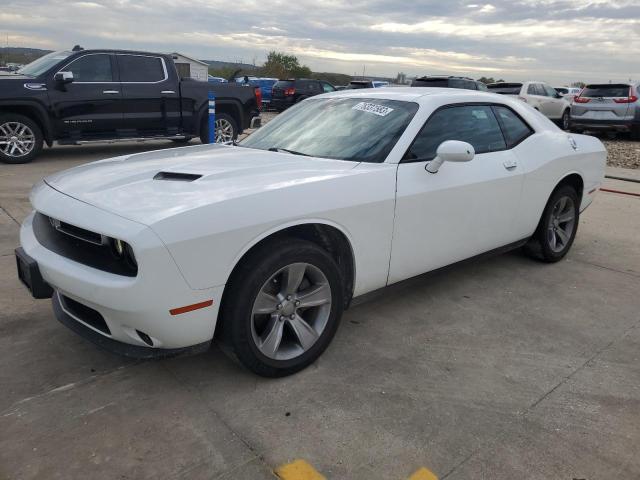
<box><xmin>20</xmin><ymin>185</ymin><xmax>225</xmax><ymax>352</ymax></box>
<box><xmin>52</xmin><ymin>292</ymin><xmax>209</xmax><ymax>359</ymax></box>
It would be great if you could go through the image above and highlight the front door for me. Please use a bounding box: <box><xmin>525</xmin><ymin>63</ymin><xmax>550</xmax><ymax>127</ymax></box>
<box><xmin>116</xmin><ymin>54</ymin><xmax>181</xmax><ymax>136</ymax></box>
<box><xmin>389</xmin><ymin>104</ymin><xmax>526</xmax><ymax>284</ymax></box>
<box><xmin>48</xmin><ymin>53</ymin><xmax>122</xmax><ymax>139</ymax></box>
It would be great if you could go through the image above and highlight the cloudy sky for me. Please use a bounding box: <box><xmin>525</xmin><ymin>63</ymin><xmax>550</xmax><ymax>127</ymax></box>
<box><xmin>1</xmin><ymin>0</ymin><xmax>639</xmax><ymax>84</ymax></box>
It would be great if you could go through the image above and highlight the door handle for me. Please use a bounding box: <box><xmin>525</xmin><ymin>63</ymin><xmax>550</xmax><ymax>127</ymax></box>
<box><xmin>161</xmin><ymin>90</ymin><xmax>176</xmax><ymax>94</ymax></box>
<box><xmin>503</xmin><ymin>159</ymin><xmax>517</xmax><ymax>170</ymax></box>
<box><xmin>102</xmin><ymin>90</ymin><xmax>119</xmax><ymax>94</ymax></box>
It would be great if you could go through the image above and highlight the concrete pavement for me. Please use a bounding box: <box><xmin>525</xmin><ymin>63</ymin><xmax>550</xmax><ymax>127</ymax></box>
<box><xmin>1</xmin><ymin>143</ymin><xmax>639</xmax><ymax>479</ymax></box>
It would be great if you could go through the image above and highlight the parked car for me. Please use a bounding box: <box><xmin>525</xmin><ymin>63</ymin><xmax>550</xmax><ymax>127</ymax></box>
<box><xmin>347</xmin><ymin>80</ymin><xmax>390</xmax><ymax>89</ymax></box>
<box><xmin>487</xmin><ymin>81</ymin><xmax>571</xmax><ymax>129</ymax></box>
<box><xmin>570</xmin><ymin>83</ymin><xmax>640</xmax><ymax>139</ymax></box>
<box><xmin>207</xmin><ymin>75</ymin><xmax>228</xmax><ymax>83</ymax></box>
<box><xmin>347</xmin><ymin>80</ymin><xmax>375</xmax><ymax>89</ymax></box>
<box><xmin>15</xmin><ymin>88</ymin><xmax>605</xmax><ymax>377</ymax></box>
<box><xmin>412</xmin><ymin>76</ymin><xmax>488</xmax><ymax>91</ymax></box>
<box><xmin>554</xmin><ymin>86</ymin><xmax>581</xmax><ymax>101</ymax></box>
<box><xmin>270</xmin><ymin>78</ymin><xmax>335</xmax><ymax>111</ymax></box>
<box><xmin>235</xmin><ymin>77</ymin><xmax>278</xmax><ymax>106</ymax></box>
<box><xmin>0</xmin><ymin>48</ymin><xmax>262</xmax><ymax>163</ymax></box>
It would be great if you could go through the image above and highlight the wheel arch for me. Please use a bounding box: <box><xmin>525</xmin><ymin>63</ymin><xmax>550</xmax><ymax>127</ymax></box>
<box><xmin>554</xmin><ymin>171</ymin><xmax>584</xmax><ymax>203</ymax></box>
<box><xmin>196</xmin><ymin>100</ymin><xmax>243</xmax><ymax>139</ymax></box>
<box><xmin>0</xmin><ymin>102</ymin><xmax>53</xmax><ymax>145</ymax></box>
<box><xmin>224</xmin><ymin>220</ymin><xmax>356</xmax><ymax>311</ymax></box>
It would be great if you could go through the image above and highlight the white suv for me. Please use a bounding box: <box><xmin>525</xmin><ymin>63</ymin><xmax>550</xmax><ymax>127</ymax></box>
<box><xmin>487</xmin><ymin>81</ymin><xmax>571</xmax><ymax>129</ymax></box>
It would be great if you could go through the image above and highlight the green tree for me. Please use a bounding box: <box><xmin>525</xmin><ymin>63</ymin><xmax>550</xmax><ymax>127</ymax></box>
<box><xmin>261</xmin><ymin>51</ymin><xmax>312</xmax><ymax>78</ymax></box>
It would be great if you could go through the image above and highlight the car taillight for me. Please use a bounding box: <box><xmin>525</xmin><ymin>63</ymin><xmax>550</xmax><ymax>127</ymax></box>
<box><xmin>284</xmin><ymin>87</ymin><xmax>295</xmax><ymax>96</ymax></box>
<box><xmin>254</xmin><ymin>87</ymin><xmax>262</xmax><ymax>111</ymax></box>
<box><xmin>574</xmin><ymin>96</ymin><xmax>590</xmax><ymax>103</ymax></box>
<box><xmin>613</xmin><ymin>88</ymin><xmax>638</xmax><ymax>103</ymax></box>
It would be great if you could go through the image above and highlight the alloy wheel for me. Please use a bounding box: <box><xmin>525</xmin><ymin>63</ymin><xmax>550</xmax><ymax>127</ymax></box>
<box><xmin>0</xmin><ymin>121</ymin><xmax>35</xmax><ymax>158</ymax></box>
<box><xmin>250</xmin><ymin>262</ymin><xmax>332</xmax><ymax>361</ymax></box>
<box><xmin>562</xmin><ymin>111</ymin><xmax>570</xmax><ymax>130</ymax></box>
<box><xmin>546</xmin><ymin>195</ymin><xmax>576</xmax><ymax>253</ymax></box>
<box><xmin>214</xmin><ymin>118</ymin><xmax>235</xmax><ymax>143</ymax></box>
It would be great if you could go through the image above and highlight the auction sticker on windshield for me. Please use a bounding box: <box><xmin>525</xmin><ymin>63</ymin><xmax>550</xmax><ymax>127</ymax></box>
<box><xmin>352</xmin><ymin>102</ymin><xmax>394</xmax><ymax>116</ymax></box>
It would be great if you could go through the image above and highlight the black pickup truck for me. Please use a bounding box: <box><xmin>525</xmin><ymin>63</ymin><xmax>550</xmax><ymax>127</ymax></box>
<box><xmin>0</xmin><ymin>48</ymin><xmax>261</xmax><ymax>163</ymax></box>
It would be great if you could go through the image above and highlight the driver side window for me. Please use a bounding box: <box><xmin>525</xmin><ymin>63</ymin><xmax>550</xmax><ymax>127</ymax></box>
<box><xmin>403</xmin><ymin>105</ymin><xmax>506</xmax><ymax>162</ymax></box>
<box><xmin>64</xmin><ymin>54</ymin><xmax>113</xmax><ymax>82</ymax></box>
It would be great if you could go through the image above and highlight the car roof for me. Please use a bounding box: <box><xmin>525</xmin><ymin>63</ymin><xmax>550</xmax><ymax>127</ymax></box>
<box><xmin>319</xmin><ymin>86</ymin><xmax>508</xmax><ymax>104</ymax></box>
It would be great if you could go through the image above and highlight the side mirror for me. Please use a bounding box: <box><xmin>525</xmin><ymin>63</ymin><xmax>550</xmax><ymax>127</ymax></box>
<box><xmin>54</xmin><ymin>71</ymin><xmax>74</xmax><ymax>84</ymax></box>
<box><xmin>425</xmin><ymin>140</ymin><xmax>475</xmax><ymax>173</ymax></box>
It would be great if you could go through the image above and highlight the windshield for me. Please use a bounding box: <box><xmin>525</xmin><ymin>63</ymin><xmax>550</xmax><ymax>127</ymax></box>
<box><xmin>240</xmin><ymin>97</ymin><xmax>418</xmax><ymax>163</ymax></box>
<box><xmin>18</xmin><ymin>51</ymin><xmax>73</xmax><ymax>77</ymax></box>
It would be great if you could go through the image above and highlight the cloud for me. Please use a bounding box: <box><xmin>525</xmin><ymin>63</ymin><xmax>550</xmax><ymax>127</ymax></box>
<box><xmin>0</xmin><ymin>0</ymin><xmax>638</xmax><ymax>83</ymax></box>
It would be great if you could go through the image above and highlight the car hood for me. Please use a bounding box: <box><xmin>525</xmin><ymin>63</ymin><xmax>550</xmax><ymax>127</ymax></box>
<box><xmin>44</xmin><ymin>144</ymin><xmax>361</xmax><ymax>225</ymax></box>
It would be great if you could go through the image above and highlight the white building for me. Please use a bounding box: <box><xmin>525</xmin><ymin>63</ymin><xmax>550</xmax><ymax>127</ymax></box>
<box><xmin>170</xmin><ymin>52</ymin><xmax>209</xmax><ymax>82</ymax></box>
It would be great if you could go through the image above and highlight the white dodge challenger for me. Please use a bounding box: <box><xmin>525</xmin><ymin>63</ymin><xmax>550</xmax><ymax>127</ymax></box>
<box><xmin>15</xmin><ymin>88</ymin><xmax>606</xmax><ymax>376</ymax></box>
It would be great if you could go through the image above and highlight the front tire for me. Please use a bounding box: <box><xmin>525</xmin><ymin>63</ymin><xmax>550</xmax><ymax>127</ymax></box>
<box><xmin>0</xmin><ymin>114</ymin><xmax>43</xmax><ymax>164</ymax></box>
<box><xmin>524</xmin><ymin>185</ymin><xmax>579</xmax><ymax>262</ymax></box>
<box><xmin>219</xmin><ymin>238</ymin><xmax>344</xmax><ymax>377</ymax></box>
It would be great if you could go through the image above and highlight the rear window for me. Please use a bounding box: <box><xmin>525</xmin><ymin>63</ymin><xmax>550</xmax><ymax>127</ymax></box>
<box><xmin>582</xmin><ymin>84</ymin><xmax>630</xmax><ymax>98</ymax></box>
<box><xmin>412</xmin><ymin>78</ymin><xmax>448</xmax><ymax>87</ymax></box>
<box><xmin>348</xmin><ymin>81</ymin><xmax>372</xmax><ymax>89</ymax></box>
<box><xmin>274</xmin><ymin>80</ymin><xmax>294</xmax><ymax>89</ymax></box>
<box><xmin>487</xmin><ymin>83</ymin><xmax>522</xmax><ymax>95</ymax></box>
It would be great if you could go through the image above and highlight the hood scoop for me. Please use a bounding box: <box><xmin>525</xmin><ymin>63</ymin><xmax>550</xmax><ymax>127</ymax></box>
<box><xmin>153</xmin><ymin>171</ymin><xmax>202</xmax><ymax>182</ymax></box>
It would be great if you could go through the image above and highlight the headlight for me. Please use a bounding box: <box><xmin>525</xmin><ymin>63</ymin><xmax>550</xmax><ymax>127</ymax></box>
<box><xmin>110</xmin><ymin>237</ymin><xmax>137</xmax><ymax>268</ymax></box>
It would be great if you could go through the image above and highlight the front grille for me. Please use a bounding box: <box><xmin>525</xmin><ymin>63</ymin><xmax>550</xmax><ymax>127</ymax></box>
<box><xmin>50</xmin><ymin>218</ymin><xmax>104</xmax><ymax>245</ymax></box>
<box><xmin>32</xmin><ymin>212</ymin><xmax>137</xmax><ymax>277</ymax></box>
<box><xmin>60</xmin><ymin>294</ymin><xmax>111</xmax><ymax>335</ymax></box>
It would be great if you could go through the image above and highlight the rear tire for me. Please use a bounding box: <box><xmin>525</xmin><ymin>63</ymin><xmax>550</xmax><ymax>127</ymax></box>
<box><xmin>561</xmin><ymin>109</ymin><xmax>570</xmax><ymax>130</ymax></box>
<box><xmin>523</xmin><ymin>185</ymin><xmax>579</xmax><ymax>263</ymax></box>
<box><xmin>199</xmin><ymin>113</ymin><xmax>238</xmax><ymax>144</ymax></box>
<box><xmin>0</xmin><ymin>114</ymin><xmax>43</xmax><ymax>164</ymax></box>
<box><xmin>219</xmin><ymin>238</ymin><xmax>344</xmax><ymax>377</ymax></box>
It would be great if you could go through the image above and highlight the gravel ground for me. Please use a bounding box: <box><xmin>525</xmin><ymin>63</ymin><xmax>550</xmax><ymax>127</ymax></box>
<box><xmin>602</xmin><ymin>138</ymin><xmax>640</xmax><ymax>169</ymax></box>
<box><xmin>255</xmin><ymin>110</ymin><xmax>640</xmax><ymax>170</ymax></box>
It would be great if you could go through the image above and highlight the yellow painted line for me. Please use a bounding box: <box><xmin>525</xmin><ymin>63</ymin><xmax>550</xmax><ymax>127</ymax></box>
<box><xmin>275</xmin><ymin>459</ymin><xmax>326</xmax><ymax>480</ymax></box>
<box><xmin>408</xmin><ymin>467</ymin><xmax>438</xmax><ymax>480</ymax></box>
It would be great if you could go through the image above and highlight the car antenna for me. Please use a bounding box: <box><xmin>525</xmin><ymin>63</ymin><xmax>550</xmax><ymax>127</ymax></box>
<box><xmin>72</xmin><ymin>45</ymin><xmax>84</xmax><ymax>52</ymax></box>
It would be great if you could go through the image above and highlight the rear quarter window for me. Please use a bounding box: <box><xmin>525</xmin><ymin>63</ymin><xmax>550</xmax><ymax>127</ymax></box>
<box><xmin>493</xmin><ymin>106</ymin><xmax>533</xmax><ymax>148</ymax></box>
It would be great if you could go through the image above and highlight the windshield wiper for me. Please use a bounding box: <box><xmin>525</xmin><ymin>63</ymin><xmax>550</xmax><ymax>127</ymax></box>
<box><xmin>268</xmin><ymin>147</ymin><xmax>310</xmax><ymax>157</ymax></box>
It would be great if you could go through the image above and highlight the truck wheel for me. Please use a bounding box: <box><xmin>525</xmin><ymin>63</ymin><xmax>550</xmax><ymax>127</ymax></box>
<box><xmin>200</xmin><ymin>113</ymin><xmax>238</xmax><ymax>144</ymax></box>
<box><xmin>0</xmin><ymin>114</ymin><xmax>43</xmax><ymax>164</ymax></box>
